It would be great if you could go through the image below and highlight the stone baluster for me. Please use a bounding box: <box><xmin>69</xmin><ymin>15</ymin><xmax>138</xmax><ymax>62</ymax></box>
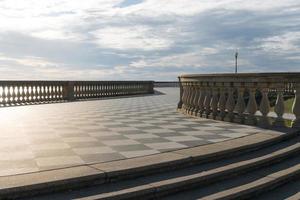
<box><xmin>7</xmin><ymin>86</ymin><xmax>12</xmax><ymax>104</ymax></box>
<box><xmin>181</xmin><ymin>85</ymin><xmax>187</xmax><ymax>110</ymax></box>
<box><xmin>203</xmin><ymin>83</ymin><xmax>211</xmax><ymax>118</ymax></box>
<box><xmin>32</xmin><ymin>85</ymin><xmax>36</xmax><ymax>101</ymax></box>
<box><xmin>209</xmin><ymin>85</ymin><xmax>219</xmax><ymax>120</ymax></box>
<box><xmin>224</xmin><ymin>84</ymin><xmax>235</xmax><ymax>122</ymax></box>
<box><xmin>11</xmin><ymin>85</ymin><xmax>16</xmax><ymax>104</ymax></box>
<box><xmin>273</xmin><ymin>85</ymin><xmax>285</xmax><ymax>126</ymax></box>
<box><xmin>21</xmin><ymin>86</ymin><xmax>25</xmax><ymax>103</ymax></box>
<box><xmin>0</xmin><ymin>86</ymin><xmax>3</xmax><ymax>104</ymax></box>
<box><xmin>234</xmin><ymin>85</ymin><xmax>246</xmax><ymax>124</ymax></box>
<box><xmin>258</xmin><ymin>86</ymin><xmax>271</xmax><ymax>127</ymax></box>
<box><xmin>245</xmin><ymin>84</ymin><xmax>258</xmax><ymax>125</ymax></box>
<box><xmin>41</xmin><ymin>85</ymin><xmax>45</xmax><ymax>101</ymax></box>
<box><xmin>191</xmin><ymin>84</ymin><xmax>200</xmax><ymax>115</ymax></box>
<box><xmin>188</xmin><ymin>84</ymin><xmax>196</xmax><ymax>114</ymax></box>
<box><xmin>292</xmin><ymin>83</ymin><xmax>300</xmax><ymax>128</ymax></box>
<box><xmin>196</xmin><ymin>84</ymin><xmax>206</xmax><ymax>117</ymax></box>
<box><xmin>217</xmin><ymin>85</ymin><xmax>226</xmax><ymax>121</ymax></box>
<box><xmin>177</xmin><ymin>77</ymin><xmax>183</xmax><ymax>109</ymax></box>
<box><xmin>186</xmin><ymin>84</ymin><xmax>192</xmax><ymax>112</ymax></box>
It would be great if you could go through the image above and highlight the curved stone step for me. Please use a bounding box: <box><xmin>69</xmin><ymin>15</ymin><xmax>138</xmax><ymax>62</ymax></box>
<box><xmin>0</xmin><ymin>131</ymin><xmax>297</xmax><ymax>199</ymax></box>
<box><xmin>200</xmin><ymin>164</ymin><xmax>300</xmax><ymax>200</ymax></box>
<box><xmin>29</xmin><ymin>136</ymin><xmax>300</xmax><ymax>200</ymax></box>
<box><xmin>255</xmin><ymin>171</ymin><xmax>300</xmax><ymax>200</ymax></box>
<box><xmin>164</xmin><ymin>153</ymin><xmax>300</xmax><ymax>200</ymax></box>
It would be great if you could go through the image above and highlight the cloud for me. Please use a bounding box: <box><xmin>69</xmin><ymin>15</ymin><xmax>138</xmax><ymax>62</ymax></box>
<box><xmin>91</xmin><ymin>26</ymin><xmax>173</xmax><ymax>50</ymax></box>
<box><xmin>255</xmin><ymin>31</ymin><xmax>300</xmax><ymax>53</ymax></box>
<box><xmin>0</xmin><ymin>0</ymin><xmax>299</xmax><ymax>80</ymax></box>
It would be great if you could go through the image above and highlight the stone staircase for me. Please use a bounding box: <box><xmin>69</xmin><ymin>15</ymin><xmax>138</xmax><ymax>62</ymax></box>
<box><xmin>1</xmin><ymin>131</ymin><xmax>299</xmax><ymax>200</ymax></box>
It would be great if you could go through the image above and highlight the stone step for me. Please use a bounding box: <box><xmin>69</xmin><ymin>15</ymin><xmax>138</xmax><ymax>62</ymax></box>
<box><xmin>26</xmin><ymin>134</ymin><xmax>300</xmax><ymax>200</ymax></box>
<box><xmin>255</xmin><ymin>171</ymin><xmax>300</xmax><ymax>200</ymax></box>
<box><xmin>1</xmin><ymin>131</ymin><xmax>293</xmax><ymax>199</ymax></box>
<box><xmin>164</xmin><ymin>152</ymin><xmax>300</xmax><ymax>200</ymax></box>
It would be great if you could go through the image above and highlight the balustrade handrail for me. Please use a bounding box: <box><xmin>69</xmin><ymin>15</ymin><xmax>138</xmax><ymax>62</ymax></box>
<box><xmin>0</xmin><ymin>80</ymin><xmax>154</xmax><ymax>106</ymax></box>
<box><xmin>178</xmin><ymin>73</ymin><xmax>300</xmax><ymax>129</ymax></box>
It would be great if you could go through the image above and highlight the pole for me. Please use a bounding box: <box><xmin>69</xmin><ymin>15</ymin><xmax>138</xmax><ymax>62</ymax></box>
<box><xmin>235</xmin><ymin>49</ymin><xmax>238</xmax><ymax>74</ymax></box>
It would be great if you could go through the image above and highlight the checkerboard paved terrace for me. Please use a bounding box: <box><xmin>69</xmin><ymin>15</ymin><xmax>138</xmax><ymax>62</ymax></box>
<box><xmin>0</xmin><ymin>88</ymin><xmax>275</xmax><ymax>176</ymax></box>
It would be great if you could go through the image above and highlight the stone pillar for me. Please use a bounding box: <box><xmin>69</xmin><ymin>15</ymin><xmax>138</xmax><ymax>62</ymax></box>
<box><xmin>217</xmin><ymin>85</ymin><xmax>226</xmax><ymax>121</ymax></box>
<box><xmin>258</xmin><ymin>87</ymin><xmax>271</xmax><ymax>127</ymax></box>
<box><xmin>224</xmin><ymin>85</ymin><xmax>235</xmax><ymax>122</ymax></box>
<box><xmin>191</xmin><ymin>84</ymin><xmax>200</xmax><ymax>115</ymax></box>
<box><xmin>274</xmin><ymin>86</ymin><xmax>285</xmax><ymax>126</ymax></box>
<box><xmin>185</xmin><ymin>84</ymin><xmax>192</xmax><ymax>112</ymax></box>
<box><xmin>188</xmin><ymin>84</ymin><xmax>196</xmax><ymax>114</ymax></box>
<box><xmin>203</xmin><ymin>84</ymin><xmax>211</xmax><ymax>118</ymax></box>
<box><xmin>234</xmin><ymin>86</ymin><xmax>246</xmax><ymax>124</ymax></box>
<box><xmin>177</xmin><ymin>77</ymin><xmax>183</xmax><ymax>109</ymax></box>
<box><xmin>209</xmin><ymin>86</ymin><xmax>219</xmax><ymax>120</ymax></box>
<box><xmin>245</xmin><ymin>85</ymin><xmax>258</xmax><ymax>125</ymax></box>
<box><xmin>196</xmin><ymin>85</ymin><xmax>206</xmax><ymax>117</ymax></box>
<box><xmin>181</xmin><ymin>85</ymin><xmax>186</xmax><ymax>110</ymax></box>
<box><xmin>63</xmin><ymin>81</ymin><xmax>75</xmax><ymax>101</ymax></box>
<box><xmin>292</xmin><ymin>83</ymin><xmax>300</xmax><ymax>128</ymax></box>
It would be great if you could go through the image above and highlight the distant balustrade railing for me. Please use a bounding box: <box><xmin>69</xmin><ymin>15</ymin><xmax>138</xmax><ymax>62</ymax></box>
<box><xmin>154</xmin><ymin>81</ymin><xmax>179</xmax><ymax>87</ymax></box>
<box><xmin>0</xmin><ymin>80</ymin><xmax>154</xmax><ymax>106</ymax></box>
<box><xmin>177</xmin><ymin>73</ymin><xmax>300</xmax><ymax>128</ymax></box>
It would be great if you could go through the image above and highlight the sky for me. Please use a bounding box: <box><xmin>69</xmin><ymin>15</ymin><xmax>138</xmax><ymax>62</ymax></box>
<box><xmin>0</xmin><ymin>0</ymin><xmax>299</xmax><ymax>81</ymax></box>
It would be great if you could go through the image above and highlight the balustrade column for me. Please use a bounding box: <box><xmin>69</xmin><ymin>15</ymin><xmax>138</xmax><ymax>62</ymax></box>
<box><xmin>203</xmin><ymin>83</ymin><xmax>212</xmax><ymax>118</ymax></box>
<box><xmin>177</xmin><ymin>77</ymin><xmax>183</xmax><ymax>109</ymax></box>
<box><xmin>234</xmin><ymin>85</ymin><xmax>246</xmax><ymax>124</ymax></box>
<box><xmin>191</xmin><ymin>83</ymin><xmax>200</xmax><ymax>115</ymax></box>
<box><xmin>292</xmin><ymin>83</ymin><xmax>300</xmax><ymax>128</ymax></box>
<box><xmin>185</xmin><ymin>84</ymin><xmax>191</xmax><ymax>112</ymax></box>
<box><xmin>258</xmin><ymin>86</ymin><xmax>271</xmax><ymax>127</ymax></box>
<box><xmin>217</xmin><ymin>85</ymin><xmax>226</xmax><ymax>121</ymax></box>
<box><xmin>181</xmin><ymin>84</ymin><xmax>187</xmax><ymax>110</ymax></box>
<box><xmin>196</xmin><ymin>84</ymin><xmax>206</xmax><ymax>117</ymax></box>
<box><xmin>209</xmin><ymin>85</ymin><xmax>219</xmax><ymax>120</ymax></box>
<box><xmin>188</xmin><ymin>84</ymin><xmax>196</xmax><ymax>114</ymax></box>
<box><xmin>274</xmin><ymin>85</ymin><xmax>285</xmax><ymax>126</ymax></box>
<box><xmin>224</xmin><ymin>84</ymin><xmax>235</xmax><ymax>122</ymax></box>
<box><xmin>245</xmin><ymin>84</ymin><xmax>258</xmax><ymax>125</ymax></box>
<box><xmin>63</xmin><ymin>81</ymin><xmax>75</xmax><ymax>101</ymax></box>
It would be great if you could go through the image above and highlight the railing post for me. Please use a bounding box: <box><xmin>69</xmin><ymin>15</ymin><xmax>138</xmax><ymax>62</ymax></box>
<box><xmin>292</xmin><ymin>83</ymin><xmax>300</xmax><ymax>128</ymax></box>
<box><xmin>274</xmin><ymin>85</ymin><xmax>285</xmax><ymax>127</ymax></box>
<box><xmin>258</xmin><ymin>86</ymin><xmax>271</xmax><ymax>127</ymax></box>
<box><xmin>245</xmin><ymin>84</ymin><xmax>258</xmax><ymax>125</ymax></box>
<box><xmin>217</xmin><ymin>84</ymin><xmax>226</xmax><ymax>121</ymax></box>
<box><xmin>196</xmin><ymin>82</ymin><xmax>205</xmax><ymax>117</ymax></box>
<box><xmin>234</xmin><ymin>84</ymin><xmax>246</xmax><ymax>124</ymax></box>
<box><xmin>203</xmin><ymin>82</ymin><xmax>212</xmax><ymax>118</ymax></box>
<box><xmin>63</xmin><ymin>81</ymin><xmax>75</xmax><ymax>101</ymax></box>
<box><xmin>224</xmin><ymin>83</ymin><xmax>235</xmax><ymax>122</ymax></box>
<box><xmin>189</xmin><ymin>83</ymin><xmax>196</xmax><ymax>113</ymax></box>
<box><xmin>191</xmin><ymin>83</ymin><xmax>200</xmax><ymax>115</ymax></box>
<box><xmin>209</xmin><ymin>84</ymin><xmax>219</xmax><ymax>120</ymax></box>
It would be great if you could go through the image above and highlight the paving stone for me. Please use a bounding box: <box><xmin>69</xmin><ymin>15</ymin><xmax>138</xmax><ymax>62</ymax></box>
<box><xmin>0</xmin><ymin>88</ymin><xmax>272</xmax><ymax>176</ymax></box>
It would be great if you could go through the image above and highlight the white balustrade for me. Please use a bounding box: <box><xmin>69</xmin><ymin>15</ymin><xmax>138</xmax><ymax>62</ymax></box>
<box><xmin>178</xmin><ymin>73</ymin><xmax>300</xmax><ymax>129</ymax></box>
<box><xmin>0</xmin><ymin>81</ymin><xmax>154</xmax><ymax>106</ymax></box>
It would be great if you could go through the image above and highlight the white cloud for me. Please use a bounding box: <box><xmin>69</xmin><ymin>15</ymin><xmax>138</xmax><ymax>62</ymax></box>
<box><xmin>130</xmin><ymin>48</ymin><xmax>219</xmax><ymax>68</ymax></box>
<box><xmin>91</xmin><ymin>26</ymin><xmax>173</xmax><ymax>50</ymax></box>
<box><xmin>256</xmin><ymin>31</ymin><xmax>300</xmax><ymax>53</ymax></box>
<box><xmin>0</xmin><ymin>0</ymin><xmax>299</xmax><ymax>80</ymax></box>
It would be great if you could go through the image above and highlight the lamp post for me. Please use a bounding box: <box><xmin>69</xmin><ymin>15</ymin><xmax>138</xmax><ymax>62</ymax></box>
<box><xmin>235</xmin><ymin>49</ymin><xmax>238</xmax><ymax>74</ymax></box>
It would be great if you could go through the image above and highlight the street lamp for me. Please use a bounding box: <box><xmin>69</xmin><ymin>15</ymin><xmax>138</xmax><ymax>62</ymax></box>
<box><xmin>235</xmin><ymin>49</ymin><xmax>238</xmax><ymax>73</ymax></box>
